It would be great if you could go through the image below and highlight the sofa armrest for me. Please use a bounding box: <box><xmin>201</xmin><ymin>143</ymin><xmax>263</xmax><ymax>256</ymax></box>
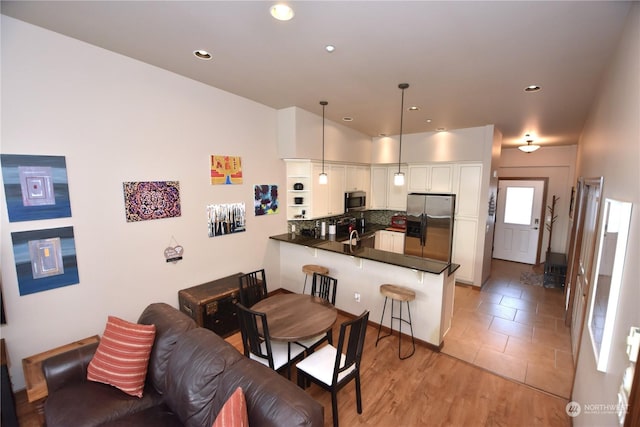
<box><xmin>42</xmin><ymin>342</ymin><xmax>99</xmax><ymax>394</ymax></box>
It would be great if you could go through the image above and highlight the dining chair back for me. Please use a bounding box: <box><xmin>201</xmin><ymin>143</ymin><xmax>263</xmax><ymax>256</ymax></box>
<box><xmin>311</xmin><ymin>272</ymin><xmax>337</xmax><ymax>305</ymax></box>
<box><xmin>296</xmin><ymin>310</ymin><xmax>370</xmax><ymax>427</ymax></box>
<box><xmin>235</xmin><ymin>302</ymin><xmax>305</xmax><ymax>379</ymax></box>
<box><xmin>238</xmin><ymin>269</ymin><xmax>268</xmax><ymax>307</ymax></box>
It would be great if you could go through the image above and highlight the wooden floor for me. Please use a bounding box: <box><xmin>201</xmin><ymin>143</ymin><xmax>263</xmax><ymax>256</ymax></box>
<box><xmin>14</xmin><ymin>260</ymin><xmax>571</xmax><ymax>427</ymax></box>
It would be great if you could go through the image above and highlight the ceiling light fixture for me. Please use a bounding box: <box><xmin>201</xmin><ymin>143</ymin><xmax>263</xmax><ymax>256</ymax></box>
<box><xmin>394</xmin><ymin>83</ymin><xmax>409</xmax><ymax>186</ymax></box>
<box><xmin>524</xmin><ymin>85</ymin><xmax>541</xmax><ymax>92</ymax></box>
<box><xmin>518</xmin><ymin>134</ymin><xmax>541</xmax><ymax>153</ymax></box>
<box><xmin>408</xmin><ymin>106</ymin><xmax>419</xmax><ymax>111</ymax></box>
<box><xmin>325</xmin><ymin>45</ymin><xmax>336</xmax><ymax>53</ymax></box>
<box><xmin>319</xmin><ymin>101</ymin><xmax>328</xmax><ymax>185</ymax></box>
<box><xmin>270</xmin><ymin>4</ymin><xmax>294</xmax><ymax>21</ymax></box>
<box><xmin>342</xmin><ymin>117</ymin><xmax>353</xmax><ymax>122</ymax></box>
<box><xmin>193</xmin><ymin>50</ymin><xmax>212</xmax><ymax>60</ymax></box>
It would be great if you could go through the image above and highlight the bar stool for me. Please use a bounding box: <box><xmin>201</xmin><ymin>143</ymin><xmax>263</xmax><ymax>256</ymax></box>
<box><xmin>375</xmin><ymin>284</ymin><xmax>416</xmax><ymax>360</ymax></box>
<box><xmin>302</xmin><ymin>264</ymin><xmax>329</xmax><ymax>294</ymax></box>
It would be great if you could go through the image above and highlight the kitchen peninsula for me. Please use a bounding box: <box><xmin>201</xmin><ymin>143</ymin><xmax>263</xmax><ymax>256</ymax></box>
<box><xmin>270</xmin><ymin>232</ymin><xmax>460</xmax><ymax>349</ymax></box>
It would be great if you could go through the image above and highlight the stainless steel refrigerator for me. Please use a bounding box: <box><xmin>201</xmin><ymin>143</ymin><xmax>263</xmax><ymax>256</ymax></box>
<box><xmin>404</xmin><ymin>193</ymin><xmax>456</xmax><ymax>263</ymax></box>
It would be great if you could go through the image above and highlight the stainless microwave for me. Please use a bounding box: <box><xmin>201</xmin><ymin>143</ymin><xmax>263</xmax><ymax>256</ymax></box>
<box><xmin>345</xmin><ymin>191</ymin><xmax>366</xmax><ymax>212</ymax></box>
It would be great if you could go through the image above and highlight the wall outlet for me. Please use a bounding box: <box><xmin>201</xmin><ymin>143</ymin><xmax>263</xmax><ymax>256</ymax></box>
<box><xmin>354</xmin><ymin>292</ymin><xmax>361</xmax><ymax>303</ymax></box>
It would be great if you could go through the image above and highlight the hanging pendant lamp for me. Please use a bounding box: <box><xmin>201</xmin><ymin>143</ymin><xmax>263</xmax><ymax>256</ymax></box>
<box><xmin>319</xmin><ymin>101</ymin><xmax>328</xmax><ymax>184</ymax></box>
<box><xmin>394</xmin><ymin>83</ymin><xmax>409</xmax><ymax>186</ymax></box>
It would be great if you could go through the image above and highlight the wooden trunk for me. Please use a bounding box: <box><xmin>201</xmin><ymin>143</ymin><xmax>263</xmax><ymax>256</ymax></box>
<box><xmin>178</xmin><ymin>273</ymin><xmax>243</xmax><ymax>337</ymax></box>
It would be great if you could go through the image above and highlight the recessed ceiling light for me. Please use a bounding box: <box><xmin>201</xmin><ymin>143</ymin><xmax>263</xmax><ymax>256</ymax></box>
<box><xmin>270</xmin><ymin>4</ymin><xmax>294</xmax><ymax>21</ymax></box>
<box><xmin>193</xmin><ymin>50</ymin><xmax>212</xmax><ymax>60</ymax></box>
<box><xmin>524</xmin><ymin>85</ymin><xmax>541</xmax><ymax>92</ymax></box>
<box><xmin>426</xmin><ymin>119</ymin><xmax>432</xmax><ymax>123</ymax></box>
<box><xmin>378</xmin><ymin>133</ymin><xmax>388</xmax><ymax>137</ymax></box>
<box><xmin>436</xmin><ymin>127</ymin><xmax>446</xmax><ymax>132</ymax></box>
<box><xmin>408</xmin><ymin>106</ymin><xmax>419</xmax><ymax>111</ymax></box>
<box><xmin>342</xmin><ymin>117</ymin><xmax>353</xmax><ymax>122</ymax></box>
<box><xmin>325</xmin><ymin>45</ymin><xmax>336</xmax><ymax>53</ymax></box>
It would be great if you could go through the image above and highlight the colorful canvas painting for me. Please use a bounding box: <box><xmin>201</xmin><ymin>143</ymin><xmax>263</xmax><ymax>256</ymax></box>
<box><xmin>211</xmin><ymin>155</ymin><xmax>243</xmax><ymax>185</ymax></box>
<box><xmin>123</xmin><ymin>181</ymin><xmax>181</xmax><ymax>222</ymax></box>
<box><xmin>11</xmin><ymin>226</ymin><xmax>79</xmax><ymax>296</ymax></box>
<box><xmin>1</xmin><ymin>154</ymin><xmax>72</xmax><ymax>222</ymax></box>
<box><xmin>207</xmin><ymin>202</ymin><xmax>246</xmax><ymax>237</ymax></box>
<box><xmin>254</xmin><ymin>185</ymin><xmax>279</xmax><ymax>216</ymax></box>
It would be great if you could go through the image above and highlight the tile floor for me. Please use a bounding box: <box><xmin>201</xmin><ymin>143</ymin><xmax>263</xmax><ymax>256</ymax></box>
<box><xmin>442</xmin><ymin>258</ymin><xmax>574</xmax><ymax>398</ymax></box>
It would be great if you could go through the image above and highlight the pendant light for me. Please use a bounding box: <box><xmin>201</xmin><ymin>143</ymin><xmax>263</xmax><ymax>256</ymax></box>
<box><xmin>394</xmin><ymin>83</ymin><xmax>409</xmax><ymax>186</ymax></box>
<box><xmin>319</xmin><ymin>101</ymin><xmax>328</xmax><ymax>185</ymax></box>
<box><xmin>518</xmin><ymin>134</ymin><xmax>540</xmax><ymax>153</ymax></box>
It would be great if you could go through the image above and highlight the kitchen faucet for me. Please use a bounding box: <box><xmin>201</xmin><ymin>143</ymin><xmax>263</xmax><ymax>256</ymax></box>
<box><xmin>349</xmin><ymin>229</ymin><xmax>360</xmax><ymax>246</ymax></box>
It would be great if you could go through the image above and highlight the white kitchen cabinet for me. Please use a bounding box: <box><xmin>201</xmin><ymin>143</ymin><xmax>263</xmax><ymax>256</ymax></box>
<box><xmin>370</xmin><ymin>166</ymin><xmax>407</xmax><ymax>210</ymax></box>
<box><xmin>369</xmin><ymin>166</ymin><xmax>388</xmax><ymax>209</ymax></box>
<box><xmin>454</xmin><ymin>163</ymin><xmax>482</xmax><ymax>217</ymax></box>
<box><xmin>407</xmin><ymin>164</ymin><xmax>453</xmax><ymax>193</ymax></box>
<box><xmin>345</xmin><ymin>165</ymin><xmax>370</xmax><ymax>192</ymax></box>
<box><xmin>375</xmin><ymin>230</ymin><xmax>405</xmax><ymax>254</ymax></box>
<box><xmin>311</xmin><ymin>163</ymin><xmax>345</xmax><ymax>217</ymax></box>
<box><xmin>387</xmin><ymin>166</ymin><xmax>408</xmax><ymax>210</ymax></box>
<box><xmin>451</xmin><ymin>163</ymin><xmax>482</xmax><ymax>283</ymax></box>
<box><xmin>328</xmin><ymin>164</ymin><xmax>346</xmax><ymax>215</ymax></box>
<box><xmin>452</xmin><ymin>217</ymin><xmax>478</xmax><ymax>283</ymax></box>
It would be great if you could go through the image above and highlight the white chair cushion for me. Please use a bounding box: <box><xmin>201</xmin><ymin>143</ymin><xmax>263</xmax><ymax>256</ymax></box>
<box><xmin>249</xmin><ymin>341</ymin><xmax>305</xmax><ymax>370</ymax></box>
<box><xmin>296</xmin><ymin>333</ymin><xmax>326</xmax><ymax>349</ymax></box>
<box><xmin>296</xmin><ymin>344</ymin><xmax>356</xmax><ymax>386</ymax></box>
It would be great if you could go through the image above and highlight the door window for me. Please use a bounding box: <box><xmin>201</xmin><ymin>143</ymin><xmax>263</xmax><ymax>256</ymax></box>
<box><xmin>503</xmin><ymin>186</ymin><xmax>534</xmax><ymax>225</ymax></box>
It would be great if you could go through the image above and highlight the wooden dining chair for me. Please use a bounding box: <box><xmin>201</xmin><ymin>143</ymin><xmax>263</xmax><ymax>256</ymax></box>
<box><xmin>235</xmin><ymin>302</ymin><xmax>305</xmax><ymax>379</ymax></box>
<box><xmin>296</xmin><ymin>310</ymin><xmax>369</xmax><ymax>427</ymax></box>
<box><xmin>238</xmin><ymin>269</ymin><xmax>268</xmax><ymax>307</ymax></box>
<box><xmin>296</xmin><ymin>272</ymin><xmax>338</xmax><ymax>352</ymax></box>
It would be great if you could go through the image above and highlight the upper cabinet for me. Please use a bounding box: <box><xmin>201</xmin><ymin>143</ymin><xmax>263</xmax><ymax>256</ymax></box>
<box><xmin>370</xmin><ymin>166</ymin><xmax>407</xmax><ymax>211</ymax></box>
<box><xmin>407</xmin><ymin>164</ymin><xmax>453</xmax><ymax>193</ymax></box>
<box><xmin>311</xmin><ymin>163</ymin><xmax>346</xmax><ymax>217</ymax></box>
<box><xmin>345</xmin><ymin>165</ymin><xmax>371</xmax><ymax>193</ymax></box>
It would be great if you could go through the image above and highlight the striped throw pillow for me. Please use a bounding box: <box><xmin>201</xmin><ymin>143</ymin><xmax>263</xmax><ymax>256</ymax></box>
<box><xmin>212</xmin><ymin>387</ymin><xmax>249</xmax><ymax>427</ymax></box>
<box><xmin>87</xmin><ymin>316</ymin><xmax>156</xmax><ymax>397</ymax></box>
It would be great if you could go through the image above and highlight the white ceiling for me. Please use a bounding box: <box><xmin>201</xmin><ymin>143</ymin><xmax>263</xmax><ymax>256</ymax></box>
<box><xmin>1</xmin><ymin>1</ymin><xmax>632</xmax><ymax>148</ymax></box>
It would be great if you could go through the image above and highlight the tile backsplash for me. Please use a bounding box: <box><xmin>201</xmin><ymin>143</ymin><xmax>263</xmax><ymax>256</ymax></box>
<box><xmin>287</xmin><ymin>209</ymin><xmax>405</xmax><ymax>234</ymax></box>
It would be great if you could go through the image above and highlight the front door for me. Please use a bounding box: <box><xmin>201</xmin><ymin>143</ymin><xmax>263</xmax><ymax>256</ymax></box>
<box><xmin>493</xmin><ymin>179</ymin><xmax>545</xmax><ymax>264</ymax></box>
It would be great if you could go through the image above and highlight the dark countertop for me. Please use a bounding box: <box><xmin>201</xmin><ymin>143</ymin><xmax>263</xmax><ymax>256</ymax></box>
<box><xmin>270</xmin><ymin>227</ymin><xmax>460</xmax><ymax>276</ymax></box>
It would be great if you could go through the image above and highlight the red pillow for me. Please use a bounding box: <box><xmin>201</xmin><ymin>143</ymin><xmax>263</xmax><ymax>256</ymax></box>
<box><xmin>212</xmin><ymin>387</ymin><xmax>249</xmax><ymax>427</ymax></box>
<box><xmin>87</xmin><ymin>315</ymin><xmax>156</xmax><ymax>397</ymax></box>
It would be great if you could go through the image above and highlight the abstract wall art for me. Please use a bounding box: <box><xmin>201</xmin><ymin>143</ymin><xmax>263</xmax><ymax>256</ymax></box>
<box><xmin>123</xmin><ymin>181</ymin><xmax>181</xmax><ymax>222</ymax></box>
<box><xmin>211</xmin><ymin>155</ymin><xmax>242</xmax><ymax>185</ymax></box>
<box><xmin>1</xmin><ymin>154</ymin><xmax>72</xmax><ymax>222</ymax></box>
<box><xmin>11</xmin><ymin>226</ymin><xmax>79</xmax><ymax>295</ymax></box>
<box><xmin>254</xmin><ymin>184</ymin><xmax>279</xmax><ymax>216</ymax></box>
<box><xmin>207</xmin><ymin>202</ymin><xmax>245</xmax><ymax>237</ymax></box>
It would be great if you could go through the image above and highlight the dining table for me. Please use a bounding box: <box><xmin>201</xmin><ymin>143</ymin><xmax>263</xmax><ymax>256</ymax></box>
<box><xmin>251</xmin><ymin>293</ymin><xmax>337</xmax><ymax>342</ymax></box>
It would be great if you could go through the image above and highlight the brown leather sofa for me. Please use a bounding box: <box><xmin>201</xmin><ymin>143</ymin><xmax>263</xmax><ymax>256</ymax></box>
<box><xmin>41</xmin><ymin>303</ymin><xmax>323</xmax><ymax>427</ymax></box>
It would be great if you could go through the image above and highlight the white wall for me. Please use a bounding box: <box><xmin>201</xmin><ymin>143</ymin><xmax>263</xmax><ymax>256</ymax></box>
<box><xmin>277</xmin><ymin>106</ymin><xmax>372</xmax><ymax>164</ymax></box>
<box><xmin>371</xmin><ymin>125</ymin><xmax>493</xmax><ymax>164</ymax></box>
<box><xmin>0</xmin><ymin>16</ymin><xmax>286</xmax><ymax>389</ymax></box>
<box><xmin>499</xmin><ymin>145</ymin><xmax>578</xmax><ymax>259</ymax></box>
<box><xmin>571</xmin><ymin>4</ymin><xmax>639</xmax><ymax>426</ymax></box>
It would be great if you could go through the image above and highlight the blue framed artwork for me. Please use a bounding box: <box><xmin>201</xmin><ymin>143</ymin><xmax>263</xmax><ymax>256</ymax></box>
<box><xmin>1</xmin><ymin>154</ymin><xmax>72</xmax><ymax>222</ymax></box>
<box><xmin>11</xmin><ymin>226</ymin><xmax>79</xmax><ymax>296</ymax></box>
<box><xmin>254</xmin><ymin>184</ymin><xmax>279</xmax><ymax>216</ymax></box>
